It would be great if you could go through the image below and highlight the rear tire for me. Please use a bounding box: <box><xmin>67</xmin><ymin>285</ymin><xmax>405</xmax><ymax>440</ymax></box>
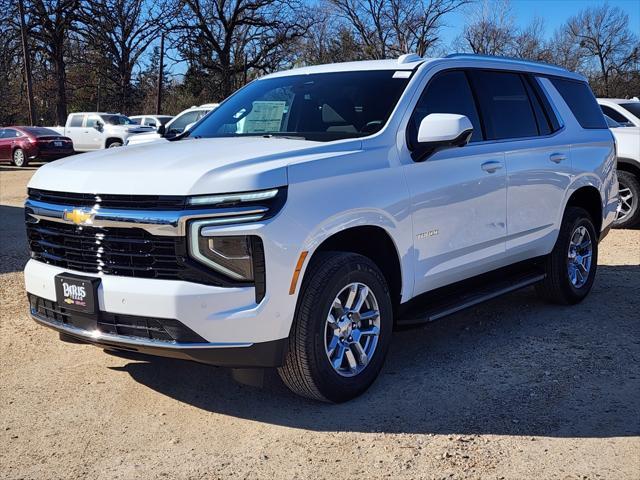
<box><xmin>536</xmin><ymin>207</ymin><xmax>598</xmax><ymax>305</ymax></box>
<box><xmin>613</xmin><ymin>170</ymin><xmax>640</xmax><ymax>229</ymax></box>
<box><xmin>12</xmin><ymin>148</ymin><xmax>28</xmax><ymax>167</ymax></box>
<box><xmin>278</xmin><ymin>252</ymin><xmax>393</xmax><ymax>403</ymax></box>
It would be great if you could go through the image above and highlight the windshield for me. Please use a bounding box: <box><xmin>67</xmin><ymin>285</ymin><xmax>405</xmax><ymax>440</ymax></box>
<box><xmin>100</xmin><ymin>114</ymin><xmax>136</xmax><ymax>126</ymax></box>
<box><xmin>189</xmin><ymin>71</ymin><xmax>411</xmax><ymax>142</ymax></box>
<box><xmin>620</xmin><ymin>102</ymin><xmax>640</xmax><ymax>119</ymax></box>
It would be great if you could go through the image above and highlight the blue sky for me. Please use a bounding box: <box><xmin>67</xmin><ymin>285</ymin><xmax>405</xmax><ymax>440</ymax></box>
<box><xmin>440</xmin><ymin>0</ymin><xmax>640</xmax><ymax>46</ymax></box>
<box><xmin>165</xmin><ymin>0</ymin><xmax>640</xmax><ymax>77</ymax></box>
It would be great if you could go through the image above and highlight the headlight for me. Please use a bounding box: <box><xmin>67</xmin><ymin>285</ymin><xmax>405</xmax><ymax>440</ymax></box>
<box><xmin>195</xmin><ymin>235</ymin><xmax>256</xmax><ymax>280</ymax></box>
<box><xmin>187</xmin><ymin>188</ymin><xmax>278</xmax><ymax>207</ymax></box>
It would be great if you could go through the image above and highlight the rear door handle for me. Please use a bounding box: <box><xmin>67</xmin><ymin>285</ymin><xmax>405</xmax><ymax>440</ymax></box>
<box><xmin>550</xmin><ymin>153</ymin><xmax>567</xmax><ymax>163</ymax></box>
<box><xmin>481</xmin><ymin>161</ymin><xmax>503</xmax><ymax>173</ymax></box>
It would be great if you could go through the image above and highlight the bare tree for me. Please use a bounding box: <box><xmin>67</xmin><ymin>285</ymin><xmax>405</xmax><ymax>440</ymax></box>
<box><xmin>457</xmin><ymin>0</ymin><xmax>514</xmax><ymax>56</ymax></box>
<box><xmin>23</xmin><ymin>0</ymin><xmax>79</xmax><ymax>125</ymax></box>
<box><xmin>79</xmin><ymin>0</ymin><xmax>173</xmax><ymax>113</ymax></box>
<box><xmin>331</xmin><ymin>0</ymin><xmax>468</xmax><ymax>59</ymax></box>
<box><xmin>564</xmin><ymin>4</ymin><xmax>639</xmax><ymax>96</ymax></box>
<box><xmin>175</xmin><ymin>0</ymin><xmax>313</xmax><ymax>99</ymax></box>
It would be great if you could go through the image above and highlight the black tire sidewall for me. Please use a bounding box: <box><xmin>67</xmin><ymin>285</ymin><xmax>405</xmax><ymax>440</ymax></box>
<box><xmin>303</xmin><ymin>257</ymin><xmax>393</xmax><ymax>402</ymax></box>
<box><xmin>557</xmin><ymin>210</ymin><xmax>598</xmax><ymax>302</ymax></box>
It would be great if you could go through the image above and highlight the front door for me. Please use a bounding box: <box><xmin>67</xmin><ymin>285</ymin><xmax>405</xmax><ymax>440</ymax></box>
<box><xmin>401</xmin><ymin>70</ymin><xmax>508</xmax><ymax>295</ymax></box>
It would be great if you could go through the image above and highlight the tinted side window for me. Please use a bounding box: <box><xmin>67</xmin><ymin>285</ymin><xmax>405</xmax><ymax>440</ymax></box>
<box><xmin>130</xmin><ymin>117</ymin><xmax>142</xmax><ymax>124</ymax></box>
<box><xmin>168</xmin><ymin>111</ymin><xmax>199</xmax><ymax>134</ymax></box>
<box><xmin>410</xmin><ymin>70</ymin><xmax>483</xmax><ymax>145</ymax></box>
<box><xmin>600</xmin><ymin>105</ymin><xmax>630</xmax><ymax>124</ymax></box>
<box><xmin>522</xmin><ymin>77</ymin><xmax>551</xmax><ymax>135</ymax></box>
<box><xmin>86</xmin><ymin>116</ymin><xmax>100</xmax><ymax>128</ymax></box>
<box><xmin>69</xmin><ymin>115</ymin><xmax>84</xmax><ymax>127</ymax></box>
<box><xmin>468</xmin><ymin>70</ymin><xmax>538</xmax><ymax>140</ymax></box>
<box><xmin>550</xmin><ymin>78</ymin><xmax>607</xmax><ymax>129</ymax></box>
<box><xmin>527</xmin><ymin>76</ymin><xmax>562</xmax><ymax>133</ymax></box>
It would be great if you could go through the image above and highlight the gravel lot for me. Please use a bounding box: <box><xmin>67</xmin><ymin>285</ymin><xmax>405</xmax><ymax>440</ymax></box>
<box><xmin>1</xmin><ymin>164</ymin><xmax>639</xmax><ymax>480</ymax></box>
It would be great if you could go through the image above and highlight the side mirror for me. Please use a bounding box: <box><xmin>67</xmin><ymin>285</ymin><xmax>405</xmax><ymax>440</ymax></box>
<box><xmin>95</xmin><ymin>120</ymin><xmax>104</xmax><ymax>130</ymax></box>
<box><xmin>413</xmin><ymin>113</ymin><xmax>473</xmax><ymax>161</ymax></box>
<box><xmin>156</xmin><ymin>124</ymin><xmax>166</xmax><ymax>136</ymax></box>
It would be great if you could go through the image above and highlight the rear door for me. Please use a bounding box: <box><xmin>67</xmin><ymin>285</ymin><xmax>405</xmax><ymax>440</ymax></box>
<box><xmin>467</xmin><ymin>70</ymin><xmax>571</xmax><ymax>260</ymax></box>
<box><xmin>65</xmin><ymin>114</ymin><xmax>87</xmax><ymax>150</ymax></box>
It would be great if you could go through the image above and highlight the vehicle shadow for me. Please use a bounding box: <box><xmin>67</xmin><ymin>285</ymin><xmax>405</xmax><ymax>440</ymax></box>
<box><xmin>0</xmin><ymin>205</ymin><xmax>29</xmax><ymax>274</ymax></box>
<box><xmin>111</xmin><ymin>264</ymin><xmax>640</xmax><ymax>438</ymax></box>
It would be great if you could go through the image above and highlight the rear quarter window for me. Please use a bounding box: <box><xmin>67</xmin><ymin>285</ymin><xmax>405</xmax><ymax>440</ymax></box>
<box><xmin>550</xmin><ymin>78</ymin><xmax>607</xmax><ymax>129</ymax></box>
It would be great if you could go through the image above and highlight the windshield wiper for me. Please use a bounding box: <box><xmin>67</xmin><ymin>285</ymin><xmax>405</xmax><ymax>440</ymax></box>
<box><xmin>260</xmin><ymin>134</ymin><xmax>308</xmax><ymax>140</ymax></box>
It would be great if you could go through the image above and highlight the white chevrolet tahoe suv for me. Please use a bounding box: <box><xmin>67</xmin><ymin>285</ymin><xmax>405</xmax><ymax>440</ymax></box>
<box><xmin>25</xmin><ymin>54</ymin><xmax>617</xmax><ymax>402</ymax></box>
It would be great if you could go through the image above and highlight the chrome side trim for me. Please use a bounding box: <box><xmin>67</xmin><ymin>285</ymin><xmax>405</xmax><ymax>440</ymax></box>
<box><xmin>25</xmin><ymin>199</ymin><xmax>267</xmax><ymax>236</ymax></box>
<box><xmin>31</xmin><ymin>311</ymin><xmax>253</xmax><ymax>350</ymax></box>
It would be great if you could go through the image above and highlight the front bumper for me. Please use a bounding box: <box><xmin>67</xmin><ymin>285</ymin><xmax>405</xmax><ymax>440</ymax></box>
<box><xmin>30</xmin><ymin>302</ymin><xmax>287</xmax><ymax>367</ymax></box>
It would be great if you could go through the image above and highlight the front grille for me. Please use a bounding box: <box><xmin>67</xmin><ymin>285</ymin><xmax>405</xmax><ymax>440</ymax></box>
<box><xmin>26</xmin><ymin>219</ymin><xmax>224</xmax><ymax>285</ymax></box>
<box><xmin>29</xmin><ymin>294</ymin><xmax>207</xmax><ymax>343</ymax></box>
<box><xmin>28</xmin><ymin>188</ymin><xmax>187</xmax><ymax>210</ymax></box>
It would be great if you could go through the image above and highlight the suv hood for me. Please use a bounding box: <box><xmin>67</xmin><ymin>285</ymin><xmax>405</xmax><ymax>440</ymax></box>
<box><xmin>28</xmin><ymin>137</ymin><xmax>360</xmax><ymax>196</ymax></box>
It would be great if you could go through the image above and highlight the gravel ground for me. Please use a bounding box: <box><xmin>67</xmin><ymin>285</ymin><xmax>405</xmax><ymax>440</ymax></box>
<box><xmin>1</xmin><ymin>164</ymin><xmax>639</xmax><ymax>480</ymax></box>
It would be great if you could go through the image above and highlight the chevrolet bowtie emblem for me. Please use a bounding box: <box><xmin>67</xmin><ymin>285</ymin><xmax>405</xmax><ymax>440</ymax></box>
<box><xmin>63</xmin><ymin>209</ymin><xmax>94</xmax><ymax>225</ymax></box>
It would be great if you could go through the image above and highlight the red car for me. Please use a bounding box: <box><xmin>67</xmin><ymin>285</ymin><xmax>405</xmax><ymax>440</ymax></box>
<box><xmin>0</xmin><ymin>126</ymin><xmax>74</xmax><ymax>167</ymax></box>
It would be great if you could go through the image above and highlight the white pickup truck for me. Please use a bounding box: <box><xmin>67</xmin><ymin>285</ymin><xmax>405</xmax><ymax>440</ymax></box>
<box><xmin>51</xmin><ymin>112</ymin><xmax>154</xmax><ymax>151</ymax></box>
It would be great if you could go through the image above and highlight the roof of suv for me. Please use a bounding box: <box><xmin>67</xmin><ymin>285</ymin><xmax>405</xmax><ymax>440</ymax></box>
<box><xmin>263</xmin><ymin>53</ymin><xmax>581</xmax><ymax>81</ymax></box>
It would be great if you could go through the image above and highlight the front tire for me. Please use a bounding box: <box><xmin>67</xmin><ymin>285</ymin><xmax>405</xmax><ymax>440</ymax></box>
<box><xmin>613</xmin><ymin>170</ymin><xmax>640</xmax><ymax>229</ymax></box>
<box><xmin>278</xmin><ymin>252</ymin><xmax>393</xmax><ymax>402</ymax></box>
<box><xmin>536</xmin><ymin>207</ymin><xmax>598</xmax><ymax>305</ymax></box>
<box><xmin>107</xmin><ymin>141</ymin><xmax>122</xmax><ymax>148</ymax></box>
<box><xmin>12</xmin><ymin>148</ymin><xmax>28</xmax><ymax>167</ymax></box>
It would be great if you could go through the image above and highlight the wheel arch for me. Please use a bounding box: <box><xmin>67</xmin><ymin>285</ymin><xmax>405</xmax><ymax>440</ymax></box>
<box><xmin>565</xmin><ymin>185</ymin><xmax>603</xmax><ymax>236</ymax></box>
<box><xmin>105</xmin><ymin>137</ymin><xmax>124</xmax><ymax>148</ymax></box>
<box><xmin>304</xmin><ymin>225</ymin><xmax>404</xmax><ymax>311</ymax></box>
<box><xmin>617</xmin><ymin>158</ymin><xmax>640</xmax><ymax>180</ymax></box>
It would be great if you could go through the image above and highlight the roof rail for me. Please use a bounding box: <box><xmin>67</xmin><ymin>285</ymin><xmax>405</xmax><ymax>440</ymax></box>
<box><xmin>445</xmin><ymin>53</ymin><xmax>568</xmax><ymax>72</ymax></box>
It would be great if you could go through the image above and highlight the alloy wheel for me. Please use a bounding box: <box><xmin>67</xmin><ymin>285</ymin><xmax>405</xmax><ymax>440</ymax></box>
<box><xmin>616</xmin><ymin>183</ymin><xmax>634</xmax><ymax>222</ymax></box>
<box><xmin>567</xmin><ymin>226</ymin><xmax>593</xmax><ymax>289</ymax></box>
<box><xmin>13</xmin><ymin>149</ymin><xmax>25</xmax><ymax>167</ymax></box>
<box><xmin>324</xmin><ymin>282</ymin><xmax>381</xmax><ymax>377</ymax></box>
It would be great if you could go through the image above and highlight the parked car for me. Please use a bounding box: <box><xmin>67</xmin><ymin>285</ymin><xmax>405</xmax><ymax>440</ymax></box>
<box><xmin>125</xmin><ymin>104</ymin><xmax>218</xmax><ymax>146</ymax></box>
<box><xmin>598</xmin><ymin>99</ymin><xmax>640</xmax><ymax>228</ymax></box>
<box><xmin>0</xmin><ymin>126</ymin><xmax>73</xmax><ymax>167</ymax></box>
<box><xmin>24</xmin><ymin>54</ymin><xmax>617</xmax><ymax>402</ymax></box>
<box><xmin>129</xmin><ymin>115</ymin><xmax>174</xmax><ymax>129</ymax></box>
<box><xmin>50</xmin><ymin>112</ymin><xmax>155</xmax><ymax>151</ymax></box>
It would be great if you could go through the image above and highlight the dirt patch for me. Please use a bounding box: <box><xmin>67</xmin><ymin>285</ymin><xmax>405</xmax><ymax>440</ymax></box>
<box><xmin>1</xmin><ymin>166</ymin><xmax>638</xmax><ymax>479</ymax></box>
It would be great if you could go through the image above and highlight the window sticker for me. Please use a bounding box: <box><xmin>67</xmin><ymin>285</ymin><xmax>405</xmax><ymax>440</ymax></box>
<box><xmin>238</xmin><ymin>101</ymin><xmax>287</xmax><ymax>133</ymax></box>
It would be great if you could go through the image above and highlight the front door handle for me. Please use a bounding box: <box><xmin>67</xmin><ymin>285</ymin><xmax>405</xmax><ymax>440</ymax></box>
<box><xmin>481</xmin><ymin>161</ymin><xmax>503</xmax><ymax>173</ymax></box>
<box><xmin>550</xmin><ymin>153</ymin><xmax>567</xmax><ymax>163</ymax></box>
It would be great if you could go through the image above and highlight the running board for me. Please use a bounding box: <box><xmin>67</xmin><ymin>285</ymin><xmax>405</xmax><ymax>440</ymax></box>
<box><xmin>397</xmin><ymin>267</ymin><xmax>546</xmax><ymax>327</ymax></box>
